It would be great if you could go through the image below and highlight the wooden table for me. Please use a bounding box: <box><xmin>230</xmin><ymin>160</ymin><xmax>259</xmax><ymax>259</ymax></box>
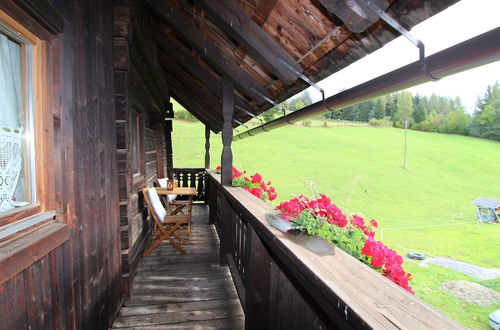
<box><xmin>156</xmin><ymin>187</ymin><xmax>197</xmax><ymax>198</ymax></box>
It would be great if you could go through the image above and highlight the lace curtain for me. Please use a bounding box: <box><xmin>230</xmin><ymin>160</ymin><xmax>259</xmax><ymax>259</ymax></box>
<box><xmin>0</xmin><ymin>33</ymin><xmax>25</xmax><ymax>212</ymax></box>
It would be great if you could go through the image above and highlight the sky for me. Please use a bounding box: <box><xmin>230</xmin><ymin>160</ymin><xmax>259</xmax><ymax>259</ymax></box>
<box><xmin>305</xmin><ymin>0</ymin><xmax>500</xmax><ymax>113</ymax></box>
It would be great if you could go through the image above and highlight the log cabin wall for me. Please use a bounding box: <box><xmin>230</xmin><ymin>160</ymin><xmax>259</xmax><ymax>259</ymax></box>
<box><xmin>0</xmin><ymin>0</ymin><xmax>122</xmax><ymax>329</ymax></box>
<box><xmin>113</xmin><ymin>0</ymin><xmax>170</xmax><ymax>298</ymax></box>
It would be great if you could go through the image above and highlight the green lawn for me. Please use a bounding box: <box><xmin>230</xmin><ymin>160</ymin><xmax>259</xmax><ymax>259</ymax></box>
<box><xmin>172</xmin><ymin>119</ymin><xmax>500</xmax><ymax>329</ymax></box>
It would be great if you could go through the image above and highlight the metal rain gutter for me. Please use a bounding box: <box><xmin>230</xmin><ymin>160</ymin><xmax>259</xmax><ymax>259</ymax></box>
<box><xmin>234</xmin><ymin>27</ymin><xmax>500</xmax><ymax>141</ymax></box>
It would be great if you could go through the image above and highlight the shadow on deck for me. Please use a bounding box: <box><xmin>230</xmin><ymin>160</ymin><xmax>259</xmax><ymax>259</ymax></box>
<box><xmin>112</xmin><ymin>206</ymin><xmax>244</xmax><ymax>329</ymax></box>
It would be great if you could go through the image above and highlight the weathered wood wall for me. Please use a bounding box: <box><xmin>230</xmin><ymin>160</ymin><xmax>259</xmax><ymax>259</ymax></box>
<box><xmin>113</xmin><ymin>0</ymin><xmax>170</xmax><ymax>298</ymax></box>
<box><xmin>0</xmin><ymin>0</ymin><xmax>122</xmax><ymax>329</ymax></box>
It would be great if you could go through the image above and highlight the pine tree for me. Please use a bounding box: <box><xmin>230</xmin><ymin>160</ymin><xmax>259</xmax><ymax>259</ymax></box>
<box><xmin>373</xmin><ymin>97</ymin><xmax>386</xmax><ymax>119</ymax></box>
<box><xmin>412</xmin><ymin>94</ymin><xmax>428</xmax><ymax>123</ymax></box>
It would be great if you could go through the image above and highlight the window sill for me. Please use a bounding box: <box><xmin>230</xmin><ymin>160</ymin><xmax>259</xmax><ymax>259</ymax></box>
<box><xmin>0</xmin><ymin>204</ymin><xmax>41</xmax><ymax>226</ymax></box>
<box><xmin>0</xmin><ymin>218</ymin><xmax>69</xmax><ymax>285</ymax></box>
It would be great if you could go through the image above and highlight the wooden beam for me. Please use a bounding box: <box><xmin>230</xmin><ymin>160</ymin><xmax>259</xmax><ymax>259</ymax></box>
<box><xmin>169</xmin><ymin>87</ymin><xmax>220</xmax><ymax>133</ymax></box>
<box><xmin>196</xmin><ymin>0</ymin><xmax>302</xmax><ymax>84</ymax></box>
<box><xmin>315</xmin><ymin>0</ymin><xmax>388</xmax><ymax>33</ymax></box>
<box><xmin>160</xmin><ymin>54</ymin><xmax>258</xmax><ymax>122</ymax></box>
<box><xmin>166</xmin><ymin>75</ymin><xmax>221</xmax><ymax>132</ymax></box>
<box><xmin>11</xmin><ymin>0</ymin><xmax>63</xmax><ymax>33</ymax></box>
<box><xmin>170</xmin><ymin>89</ymin><xmax>218</xmax><ymax>133</ymax></box>
<box><xmin>204</xmin><ymin>125</ymin><xmax>210</xmax><ymax>169</ymax></box>
<box><xmin>220</xmin><ymin>75</ymin><xmax>234</xmax><ymax>186</ymax></box>
<box><xmin>161</xmin><ymin>58</ymin><xmax>223</xmax><ymax>127</ymax></box>
<box><xmin>155</xmin><ymin>33</ymin><xmax>256</xmax><ymax>111</ymax></box>
<box><xmin>146</xmin><ymin>0</ymin><xmax>270</xmax><ymax>104</ymax></box>
<box><xmin>252</xmin><ymin>0</ymin><xmax>278</xmax><ymax>26</ymax></box>
<box><xmin>160</xmin><ymin>55</ymin><xmax>221</xmax><ymax>111</ymax></box>
<box><xmin>129</xmin><ymin>45</ymin><xmax>167</xmax><ymax>114</ymax></box>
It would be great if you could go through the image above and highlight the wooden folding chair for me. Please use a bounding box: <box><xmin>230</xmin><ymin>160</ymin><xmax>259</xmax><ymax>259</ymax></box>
<box><xmin>142</xmin><ymin>187</ymin><xmax>190</xmax><ymax>256</ymax></box>
<box><xmin>155</xmin><ymin>178</ymin><xmax>192</xmax><ymax>239</ymax></box>
<box><xmin>156</xmin><ymin>178</ymin><xmax>190</xmax><ymax>215</ymax></box>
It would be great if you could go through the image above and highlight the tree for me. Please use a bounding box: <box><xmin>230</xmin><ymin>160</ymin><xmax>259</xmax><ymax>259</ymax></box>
<box><xmin>261</xmin><ymin>100</ymin><xmax>288</xmax><ymax>122</ymax></box>
<box><xmin>393</xmin><ymin>91</ymin><xmax>413</xmax><ymax>125</ymax></box>
<box><xmin>439</xmin><ymin>109</ymin><xmax>470</xmax><ymax>135</ymax></box>
<box><xmin>261</xmin><ymin>107</ymin><xmax>280</xmax><ymax>122</ymax></box>
<box><xmin>478</xmin><ymin>100</ymin><xmax>500</xmax><ymax>140</ymax></box>
<box><xmin>386</xmin><ymin>93</ymin><xmax>397</xmax><ymax>119</ymax></box>
<box><xmin>289</xmin><ymin>90</ymin><xmax>313</xmax><ymax>111</ymax></box>
<box><xmin>373</xmin><ymin>97</ymin><xmax>386</xmax><ymax>119</ymax></box>
<box><xmin>412</xmin><ymin>94</ymin><xmax>428</xmax><ymax>123</ymax></box>
<box><xmin>358</xmin><ymin>100</ymin><xmax>372</xmax><ymax>122</ymax></box>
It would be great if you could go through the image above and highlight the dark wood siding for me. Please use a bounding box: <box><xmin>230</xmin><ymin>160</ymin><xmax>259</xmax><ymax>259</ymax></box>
<box><xmin>0</xmin><ymin>0</ymin><xmax>122</xmax><ymax>329</ymax></box>
<box><xmin>113</xmin><ymin>0</ymin><xmax>170</xmax><ymax>298</ymax></box>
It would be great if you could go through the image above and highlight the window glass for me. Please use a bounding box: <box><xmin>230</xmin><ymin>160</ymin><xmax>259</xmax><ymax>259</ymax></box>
<box><xmin>0</xmin><ymin>25</ymin><xmax>35</xmax><ymax>215</ymax></box>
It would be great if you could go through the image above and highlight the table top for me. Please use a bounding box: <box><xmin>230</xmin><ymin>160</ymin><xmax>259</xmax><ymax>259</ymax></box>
<box><xmin>156</xmin><ymin>187</ymin><xmax>197</xmax><ymax>196</ymax></box>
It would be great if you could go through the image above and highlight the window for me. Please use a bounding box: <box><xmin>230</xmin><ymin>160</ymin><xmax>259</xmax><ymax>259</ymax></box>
<box><xmin>0</xmin><ymin>22</ymin><xmax>36</xmax><ymax>216</ymax></box>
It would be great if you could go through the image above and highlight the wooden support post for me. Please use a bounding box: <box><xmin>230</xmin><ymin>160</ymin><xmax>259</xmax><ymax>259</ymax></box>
<box><xmin>155</xmin><ymin>127</ymin><xmax>165</xmax><ymax>178</ymax></box>
<box><xmin>221</xmin><ymin>75</ymin><xmax>234</xmax><ymax>186</ymax></box>
<box><xmin>219</xmin><ymin>75</ymin><xmax>234</xmax><ymax>264</ymax></box>
<box><xmin>204</xmin><ymin>125</ymin><xmax>210</xmax><ymax>169</ymax></box>
<box><xmin>165</xmin><ymin>102</ymin><xmax>174</xmax><ymax>169</ymax></box>
<box><xmin>244</xmin><ymin>224</ymin><xmax>272</xmax><ymax>329</ymax></box>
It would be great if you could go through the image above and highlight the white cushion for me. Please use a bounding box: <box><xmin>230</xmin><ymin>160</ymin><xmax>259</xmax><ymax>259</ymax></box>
<box><xmin>157</xmin><ymin>178</ymin><xmax>177</xmax><ymax>202</ymax></box>
<box><xmin>146</xmin><ymin>187</ymin><xmax>167</xmax><ymax>222</ymax></box>
<box><xmin>157</xmin><ymin>178</ymin><xmax>168</xmax><ymax>187</ymax></box>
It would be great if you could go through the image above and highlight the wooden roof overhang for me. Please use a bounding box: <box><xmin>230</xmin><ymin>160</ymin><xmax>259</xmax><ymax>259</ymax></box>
<box><xmin>145</xmin><ymin>0</ymin><xmax>459</xmax><ymax>133</ymax></box>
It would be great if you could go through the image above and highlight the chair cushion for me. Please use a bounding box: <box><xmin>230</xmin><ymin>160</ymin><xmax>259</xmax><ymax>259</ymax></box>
<box><xmin>157</xmin><ymin>178</ymin><xmax>177</xmax><ymax>202</ymax></box>
<box><xmin>146</xmin><ymin>187</ymin><xmax>167</xmax><ymax>222</ymax></box>
<box><xmin>157</xmin><ymin>178</ymin><xmax>168</xmax><ymax>187</ymax></box>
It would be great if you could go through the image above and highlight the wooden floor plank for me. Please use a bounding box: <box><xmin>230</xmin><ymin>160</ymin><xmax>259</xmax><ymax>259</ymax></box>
<box><xmin>112</xmin><ymin>206</ymin><xmax>244</xmax><ymax>328</ymax></box>
<box><xmin>114</xmin><ymin>316</ymin><xmax>245</xmax><ymax>329</ymax></box>
<box><xmin>118</xmin><ymin>299</ymin><xmax>242</xmax><ymax>317</ymax></box>
<box><xmin>112</xmin><ymin>306</ymin><xmax>243</xmax><ymax>328</ymax></box>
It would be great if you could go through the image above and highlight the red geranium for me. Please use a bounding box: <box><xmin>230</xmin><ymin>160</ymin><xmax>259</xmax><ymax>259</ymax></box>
<box><xmin>217</xmin><ymin>165</ymin><xmax>277</xmax><ymax>203</ymax></box>
<box><xmin>277</xmin><ymin>194</ymin><xmax>413</xmax><ymax>294</ymax></box>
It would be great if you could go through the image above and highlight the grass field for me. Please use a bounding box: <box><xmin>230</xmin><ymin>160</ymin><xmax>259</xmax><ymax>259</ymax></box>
<box><xmin>172</xmin><ymin>119</ymin><xmax>500</xmax><ymax>329</ymax></box>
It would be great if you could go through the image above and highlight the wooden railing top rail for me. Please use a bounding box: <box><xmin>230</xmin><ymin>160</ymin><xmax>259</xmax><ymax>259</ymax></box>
<box><xmin>208</xmin><ymin>172</ymin><xmax>463</xmax><ymax>329</ymax></box>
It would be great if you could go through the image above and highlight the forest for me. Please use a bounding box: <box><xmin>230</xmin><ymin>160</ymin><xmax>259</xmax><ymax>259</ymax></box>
<box><xmin>324</xmin><ymin>82</ymin><xmax>500</xmax><ymax>141</ymax></box>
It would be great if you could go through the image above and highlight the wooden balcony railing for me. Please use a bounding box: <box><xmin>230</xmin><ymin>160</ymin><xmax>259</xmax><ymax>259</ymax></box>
<box><xmin>169</xmin><ymin>168</ymin><xmax>208</xmax><ymax>203</ymax></box>
<box><xmin>207</xmin><ymin>171</ymin><xmax>463</xmax><ymax>329</ymax></box>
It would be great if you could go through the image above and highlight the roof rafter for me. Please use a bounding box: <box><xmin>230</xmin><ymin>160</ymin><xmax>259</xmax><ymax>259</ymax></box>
<box><xmin>196</xmin><ymin>0</ymin><xmax>302</xmax><ymax>85</ymax></box>
<box><xmin>161</xmin><ymin>53</ymin><xmax>253</xmax><ymax>126</ymax></box>
<box><xmin>146</xmin><ymin>0</ymin><xmax>271</xmax><ymax>104</ymax></box>
<box><xmin>162</xmin><ymin>61</ymin><xmax>226</xmax><ymax>130</ymax></box>
<box><xmin>162</xmin><ymin>57</ymin><xmax>221</xmax><ymax>116</ymax></box>
<box><xmin>168</xmin><ymin>80</ymin><xmax>220</xmax><ymax>133</ymax></box>
<box><xmin>154</xmin><ymin>30</ymin><xmax>257</xmax><ymax>117</ymax></box>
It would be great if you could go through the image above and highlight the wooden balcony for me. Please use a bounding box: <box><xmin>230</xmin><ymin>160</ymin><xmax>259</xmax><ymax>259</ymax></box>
<box><xmin>112</xmin><ymin>169</ymin><xmax>463</xmax><ymax>329</ymax></box>
<box><xmin>112</xmin><ymin>206</ymin><xmax>244</xmax><ymax>328</ymax></box>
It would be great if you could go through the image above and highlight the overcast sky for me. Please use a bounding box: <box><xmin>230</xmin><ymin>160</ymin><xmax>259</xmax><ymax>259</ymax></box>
<box><xmin>306</xmin><ymin>0</ymin><xmax>500</xmax><ymax>113</ymax></box>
